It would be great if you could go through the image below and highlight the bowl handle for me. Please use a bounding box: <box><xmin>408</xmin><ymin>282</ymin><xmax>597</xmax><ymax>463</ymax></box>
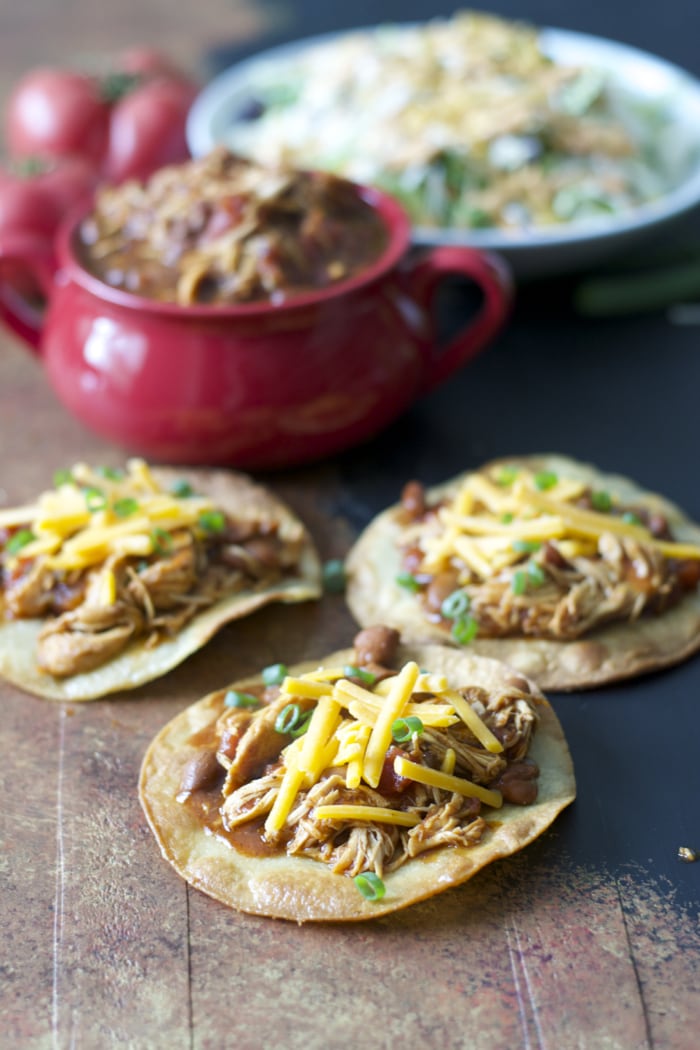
<box><xmin>401</xmin><ymin>246</ymin><xmax>513</xmax><ymax>392</ymax></box>
<box><xmin>0</xmin><ymin>232</ymin><xmax>56</xmax><ymax>354</ymax></box>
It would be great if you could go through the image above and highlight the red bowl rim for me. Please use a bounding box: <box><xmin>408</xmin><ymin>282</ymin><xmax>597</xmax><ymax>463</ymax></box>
<box><xmin>56</xmin><ymin>182</ymin><xmax>412</xmax><ymax>318</ymax></box>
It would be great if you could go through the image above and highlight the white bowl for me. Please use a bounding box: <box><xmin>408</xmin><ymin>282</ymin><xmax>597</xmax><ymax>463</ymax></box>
<box><xmin>187</xmin><ymin>24</ymin><xmax>700</xmax><ymax>279</ymax></box>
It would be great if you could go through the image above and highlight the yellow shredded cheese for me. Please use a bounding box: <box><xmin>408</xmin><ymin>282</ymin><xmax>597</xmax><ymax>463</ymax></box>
<box><xmin>393</xmin><ymin>755</ymin><xmax>503</xmax><ymax>808</ymax></box>
<box><xmin>314</xmin><ymin>805</ymin><xmax>421</xmax><ymax>827</ymax></box>
<box><xmin>441</xmin><ymin>748</ymin><xmax>457</xmax><ymax>775</ymax></box>
<box><xmin>297</xmin><ymin>696</ymin><xmax>342</xmax><ymax>779</ymax></box>
<box><xmin>440</xmin><ymin>689</ymin><xmax>503</xmax><ymax>753</ymax></box>
<box><xmin>362</xmin><ymin>661</ymin><xmax>420</xmax><ymax>788</ymax></box>
<box><xmin>281</xmin><ymin>677</ymin><xmax>335</xmax><ymax>700</ymax></box>
<box><xmin>0</xmin><ymin>459</ymin><xmax>221</xmax><ymax>571</ymax></box>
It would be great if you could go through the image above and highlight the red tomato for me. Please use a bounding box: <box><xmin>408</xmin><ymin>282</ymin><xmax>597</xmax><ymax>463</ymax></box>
<box><xmin>104</xmin><ymin>75</ymin><xmax>198</xmax><ymax>183</ymax></box>
<box><xmin>0</xmin><ymin>169</ymin><xmax>61</xmax><ymax>238</ymax></box>
<box><xmin>6</xmin><ymin>69</ymin><xmax>110</xmax><ymax>165</ymax></box>
<box><xmin>0</xmin><ymin>158</ymin><xmax>98</xmax><ymax>293</ymax></box>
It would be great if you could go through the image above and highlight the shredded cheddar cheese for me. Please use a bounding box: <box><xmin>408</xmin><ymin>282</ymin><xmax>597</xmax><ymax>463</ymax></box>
<box><xmin>258</xmin><ymin>657</ymin><xmax>506</xmax><ymax>834</ymax></box>
<box><xmin>393</xmin><ymin>755</ymin><xmax>503</xmax><ymax>808</ymax></box>
<box><xmin>411</xmin><ymin>467</ymin><xmax>700</xmax><ymax>584</ymax></box>
<box><xmin>0</xmin><ymin>459</ymin><xmax>219</xmax><ymax>573</ymax></box>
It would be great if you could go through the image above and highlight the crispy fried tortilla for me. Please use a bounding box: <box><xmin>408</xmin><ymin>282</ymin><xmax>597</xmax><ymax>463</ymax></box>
<box><xmin>0</xmin><ymin>461</ymin><xmax>321</xmax><ymax>701</ymax></box>
<box><xmin>345</xmin><ymin>455</ymin><xmax>700</xmax><ymax>691</ymax></box>
<box><xmin>139</xmin><ymin>630</ymin><xmax>575</xmax><ymax>922</ymax></box>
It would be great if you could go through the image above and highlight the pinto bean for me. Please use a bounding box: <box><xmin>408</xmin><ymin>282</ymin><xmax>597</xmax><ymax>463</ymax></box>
<box><xmin>676</xmin><ymin>559</ymin><xmax>700</xmax><ymax>591</ymax></box>
<box><xmin>494</xmin><ymin>760</ymin><xmax>539</xmax><ymax>805</ymax></box>
<box><xmin>353</xmin><ymin>625</ymin><xmax>400</xmax><ymax>667</ymax></box>
<box><xmin>425</xmin><ymin>571</ymin><xmax>461</xmax><ymax>614</ymax></box>
<box><xmin>179</xmin><ymin>748</ymin><xmax>222</xmax><ymax>793</ymax></box>
<box><xmin>505</xmin><ymin>674</ymin><xmax>532</xmax><ymax>694</ymax></box>
<box><xmin>400</xmin><ymin>480</ymin><xmax>427</xmax><ymax>520</ymax></box>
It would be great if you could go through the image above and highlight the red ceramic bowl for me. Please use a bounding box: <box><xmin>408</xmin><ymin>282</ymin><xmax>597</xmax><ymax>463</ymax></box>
<box><xmin>0</xmin><ymin>185</ymin><xmax>512</xmax><ymax>468</ymax></box>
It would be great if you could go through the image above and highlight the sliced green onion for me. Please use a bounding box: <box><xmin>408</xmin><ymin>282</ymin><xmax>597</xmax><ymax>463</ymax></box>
<box><xmin>84</xmin><ymin>486</ymin><xmax>107</xmax><ymax>512</ymax></box>
<box><xmin>275</xmin><ymin>703</ymin><xmax>300</xmax><ymax>734</ymax></box>
<box><xmin>392</xmin><ymin>716</ymin><xmax>424</xmax><ymax>743</ymax></box>
<box><xmin>511</xmin><ymin>570</ymin><xmax>526</xmax><ymax>595</ymax></box>
<box><xmin>396</xmin><ymin>572</ymin><xmax>421</xmax><ymax>593</ymax></box>
<box><xmin>274</xmin><ymin>702</ymin><xmax>313</xmax><ymax>737</ymax></box>
<box><xmin>343</xmin><ymin>665</ymin><xmax>377</xmax><ymax>686</ymax></box>
<box><xmin>534</xmin><ymin>471</ymin><xmax>558</xmax><ymax>491</ymax></box>
<box><xmin>591</xmin><ymin>490</ymin><xmax>612</xmax><ymax>512</ymax></box>
<box><xmin>452</xmin><ymin>615</ymin><xmax>478</xmax><ymax>645</ymax></box>
<box><xmin>96</xmin><ymin>465</ymin><xmax>124</xmax><ymax>480</ymax></box>
<box><xmin>527</xmin><ymin>561</ymin><xmax>546</xmax><ymax>587</ymax></box>
<box><xmin>500</xmin><ymin>512</ymin><xmax>515</xmax><ymax>524</ymax></box>
<box><xmin>6</xmin><ymin>528</ymin><xmax>35</xmax><ymax>555</ymax></box>
<box><xmin>198</xmin><ymin>510</ymin><xmax>226</xmax><ymax>534</ymax></box>
<box><xmin>322</xmin><ymin>559</ymin><xmax>346</xmax><ymax>593</ymax></box>
<box><xmin>354</xmin><ymin>871</ymin><xmax>386</xmax><ymax>901</ymax></box>
<box><xmin>290</xmin><ymin>710</ymin><xmax>313</xmax><ymax>738</ymax></box>
<box><xmin>171</xmin><ymin>479</ymin><xmax>195</xmax><ymax>498</ymax></box>
<box><xmin>622</xmin><ymin>511</ymin><xmax>642</xmax><ymax>526</ymax></box>
<box><xmin>262</xmin><ymin>663</ymin><xmax>288</xmax><ymax>687</ymax></box>
<box><xmin>53</xmin><ymin>468</ymin><xmax>74</xmax><ymax>488</ymax></box>
<box><xmin>440</xmin><ymin>588</ymin><xmax>470</xmax><ymax>620</ymax></box>
<box><xmin>512</xmin><ymin>539</ymin><xmax>541</xmax><ymax>554</ymax></box>
<box><xmin>113</xmin><ymin>497</ymin><xmax>139</xmax><ymax>518</ymax></box>
<box><xmin>224</xmin><ymin>690</ymin><xmax>260</xmax><ymax>709</ymax></box>
<box><xmin>150</xmin><ymin>527</ymin><xmax>173</xmax><ymax>554</ymax></box>
<box><xmin>495</xmin><ymin>466</ymin><xmax>519</xmax><ymax>486</ymax></box>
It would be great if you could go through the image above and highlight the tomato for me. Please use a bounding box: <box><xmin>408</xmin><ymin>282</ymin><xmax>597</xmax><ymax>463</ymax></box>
<box><xmin>0</xmin><ymin>160</ymin><xmax>98</xmax><ymax>297</ymax></box>
<box><xmin>104</xmin><ymin>75</ymin><xmax>198</xmax><ymax>183</ymax></box>
<box><xmin>0</xmin><ymin>172</ymin><xmax>59</xmax><ymax>238</ymax></box>
<box><xmin>5</xmin><ymin>69</ymin><xmax>110</xmax><ymax>165</ymax></box>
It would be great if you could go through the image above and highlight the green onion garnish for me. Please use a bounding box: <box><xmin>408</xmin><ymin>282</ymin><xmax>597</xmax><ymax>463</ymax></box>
<box><xmin>113</xmin><ymin>497</ymin><xmax>139</xmax><ymax>518</ymax></box>
<box><xmin>500</xmin><ymin>512</ymin><xmax>515</xmax><ymax>524</ymax></box>
<box><xmin>262</xmin><ymin>663</ymin><xmax>288</xmax><ymax>687</ymax></box>
<box><xmin>452</xmin><ymin>615</ymin><xmax>478</xmax><ymax>645</ymax></box>
<box><xmin>511</xmin><ymin>570</ymin><xmax>526</xmax><ymax>595</ymax></box>
<box><xmin>440</xmin><ymin>588</ymin><xmax>470</xmax><ymax>620</ymax></box>
<box><xmin>527</xmin><ymin>562</ymin><xmax>546</xmax><ymax>587</ymax></box>
<box><xmin>53</xmin><ymin>469</ymin><xmax>74</xmax><ymax>488</ymax></box>
<box><xmin>6</xmin><ymin>528</ymin><xmax>35</xmax><ymax>555</ymax></box>
<box><xmin>322</xmin><ymin>559</ymin><xmax>347</xmax><ymax>593</ymax></box>
<box><xmin>512</xmin><ymin>539</ymin><xmax>541</xmax><ymax>554</ymax></box>
<box><xmin>534</xmin><ymin>471</ymin><xmax>558</xmax><ymax>491</ymax></box>
<box><xmin>496</xmin><ymin>467</ymin><xmax>519</xmax><ymax>486</ymax></box>
<box><xmin>96</xmin><ymin>465</ymin><xmax>124</xmax><ymax>480</ymax></box>
<box><xmin>171</xmin><ymin>479</ymin><xmax>194</xmax><ymax>498</ymax></box>
<box><xmin>150</xmin><ymin>527</ymin><xmax>173</xmax><ymax>554</ymax></box>
<box><xmin>354</xmin><ymin>871</ymin><xmax>386</xmax><ymax>901</ymax></box>
<box><xmin>290</xmin><ymin>711</ymin><xmax>313</xmax><ymax>738</ymax></box>
<box><xmin>224</xmin><ymin>690</ymin><xmax>260</xmax><ymax>709</ymax></box>
<box><xmin>396</xmin><ymin>572</ymin><xmax>421</xmax><ymax>593</ymax></box>
<box><xmin>198</xmin><ymin>510</ymin><xmax>226</xmax><ymax>534</ymax></box>
<box><xmin>342</xmin><ymin>665</ymin><xmax>377</xmax><ymax>686</ymax></box>
<box><xmin>591</xmin><ymin>490</ymin><xmax>612</xmax><ymax>512</ymax></box>
<box><xmin>392</xmin><ymin>716</ymin><xmax>424</xmax><ymax>743</ymax></box>
<box><xmin>274</xmin><ymin>703</ymin><xmax>312</xmax><ymax>737</ymax></box>
<box><xmin>622</xmin><ymin>511</ymin><xmax>642</xmax><ymax>526</ymax></box>
<box><xmin>84</xmin><ymin>486</ymin><xmax>107</xmax><ymax>512</ymax></box>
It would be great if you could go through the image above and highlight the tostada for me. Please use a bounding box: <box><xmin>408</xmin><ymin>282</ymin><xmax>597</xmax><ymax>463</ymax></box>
<box><xmin>139</xmin><ymin>626</ymin><xmax>575</xmax><ymax>922</ymax></box>
<box><xmin>0</xmin><ymin>459</ymin><xmax>321</xmax><ymax>700</ymax></box>
<box><xmin>345</xmin><ymin>455</ymin><xmax>700</xmax><ymax>690</ymax></box>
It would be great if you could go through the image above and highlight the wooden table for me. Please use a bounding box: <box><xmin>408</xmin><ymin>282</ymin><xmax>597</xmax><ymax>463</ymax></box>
<box><xmin>1</xmin><ymin>2</ymin><xmax>699</xmax><ymax>1048</ymax></box>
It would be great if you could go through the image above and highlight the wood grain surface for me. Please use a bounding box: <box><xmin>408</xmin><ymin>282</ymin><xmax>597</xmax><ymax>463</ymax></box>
<box><xmin>1</xmin><ymin>2</ymin><xmax>700</xmax><ymax>1048</ymax></box>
